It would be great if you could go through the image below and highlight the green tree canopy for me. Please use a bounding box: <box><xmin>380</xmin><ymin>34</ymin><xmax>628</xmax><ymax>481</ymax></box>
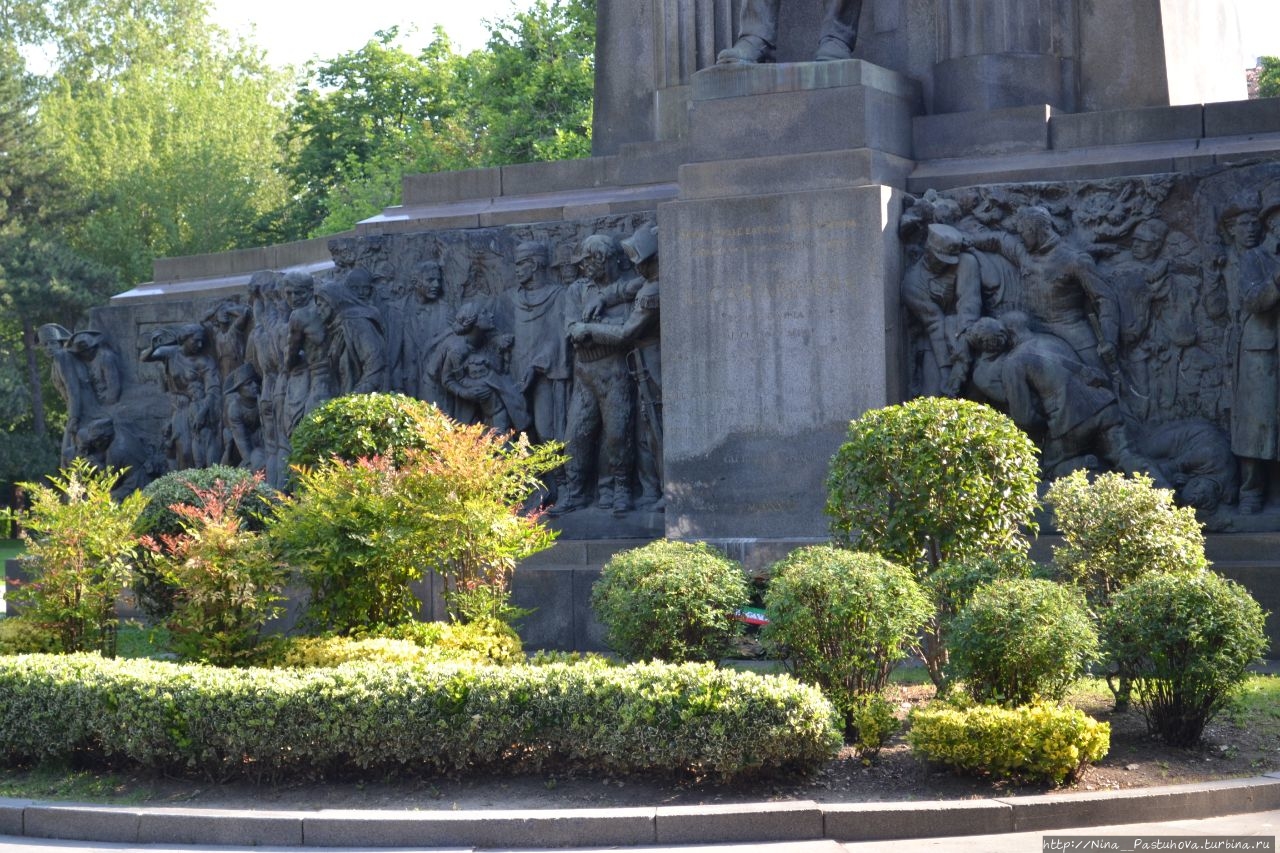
<box><xmin>1260</xmin><ymin>56</ymin><xmax>1280</xmax><ymax>99</ymax></box>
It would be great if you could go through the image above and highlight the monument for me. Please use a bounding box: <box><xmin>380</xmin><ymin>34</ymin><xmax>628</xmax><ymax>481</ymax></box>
<box><xmin>48</xmin><ymin>0</ymin><xmax>1280</xmax><ymax>649</ymax></box>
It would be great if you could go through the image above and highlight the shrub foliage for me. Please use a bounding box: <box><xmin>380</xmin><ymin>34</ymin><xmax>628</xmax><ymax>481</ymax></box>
<box><xmin>909</xmin><ymin>701</ymin><xmax>1110</xmax><ymax>784</ymax></box>
<box><xmin>1101</xmin><ymin>572</ymin><xmax>1269</xmax><ymax>746</ymax></box>
<box><xmin>763</xmin><ymin>545</ymin><xmax>930</xmax><ymax>744</ymax></box>
<box><xmin>10</xmin><ymin>460</ymin><xmax>146</xmax><ymax>656</ymax></box>
<box><xmin>948</xmin><ymin>578</ymin><xmax>1098</xmax><ymax>706</ymax></box>
<box><xmin>591</xmin><ymin>540</ymin><xmax>748</xmax><ymax>663</ymax></box>
<box><xmin>825</xmin><ymin>398</ymin><xmax>1041</xmax><ymax>688</ymax></box>
<box><xmin>286</xmin><ymin>393</ymin><xmax>452</xmax><ymax>470</ymax></box>
<box><xmin>0</xmin><ymin>655</ymin><xmax>840</xmax><ymax>782</ymax></box>
<box><xmin>1046</xmin><ymin>470</ymin><xmax>1208</xmax><ymax>608</ymax></box>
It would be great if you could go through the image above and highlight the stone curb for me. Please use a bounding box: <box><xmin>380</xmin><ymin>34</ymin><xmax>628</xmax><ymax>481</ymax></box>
<box><xmin>3</xmin><ymin>774</ymin><xmax>1278</xmax><ymax>848</ymax></box>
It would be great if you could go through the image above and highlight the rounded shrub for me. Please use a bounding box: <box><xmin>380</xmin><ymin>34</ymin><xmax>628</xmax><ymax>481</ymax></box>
<box><xmin>287</xmin><ymin>392</ymin><xmax>452</xmax><ymax>470</ymax></box>
<box><xmin>949</xmin><ymin>578</ymin><xmax>1098</xmax><ymax>705</ymax></box>
<box><xmin>1046</xmin><ymin>470</ymin><xmax>1208</xmax><ymax>608</ymax></box>
<box><xmin>591</xmin><ymin>540</ymin><xmax>748</xmax><ymax>663</ymax></box>
<box><xmin>825</xmin><ymin>398</ymin><xmax>1041</xmax><ymax>688</ymax></box>
<box><xmin>763</xmin><ymin>546</ymin><xmax>930</xmax><ymax>746</ymax></box>
<box><xmin>1101</xmin><ymin>571</ymin><xmax>1268</xmax><ymax>746</ymax></box>
<box><xmin>826</xmin><ymin>397</ymin><xmax>1041</xmax><ymax>570</ymax></box>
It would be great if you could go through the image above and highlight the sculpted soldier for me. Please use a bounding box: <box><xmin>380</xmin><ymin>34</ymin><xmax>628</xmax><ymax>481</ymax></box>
<box><xmin>568</xmin><ymin>224</ymin><xmax>663</xmax><ymax>511</ymax></box>
<box><xmin>316</xmin><ymin>279</ymin><xmax>387</xmax><ymax>396</ymax></box>
<box><xmin>406</xmin><ymin>260</ymin><xmax>455</xmax><ymax>404</ymax></box>
<box><xmin>555</xmin><ymin>234</ymin><xmax>636</xmax><ymax>517</ymax></box>
<box><xmin>282</xmin><ymin>271</ymin><xmax>333</xmax><ymax>436</ymax></box>
<box><xmin>1219</xmin><ymin>192</ymin><xmax>1280</xmax><ymax>513</ymax></box>
<box><xmin>964</xmin><ymin>312</ymin><xmax>1165</xmax><ymax>485</ymax></box>
<box><xmin>718</xmin><ymin>0</ymin><xmax>863</xmax><ymax>64</ymax></box>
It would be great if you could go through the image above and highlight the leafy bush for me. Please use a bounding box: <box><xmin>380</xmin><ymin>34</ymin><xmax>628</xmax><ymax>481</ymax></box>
<box><xmin>0</xmin><ymin>616</ymin><xmax>59</xmax><ymax>654</ymax></box>
<box><xmin>1101</xmin><ymin>572</ymin><xmax>1269</xmax><ymax>746</ymax></box>
<box><xmin>591</xmin><ymin>540</ymin><xmax>748</xmax><ymax>663</ymax></box>
<box><xmin>762</xmin><ymin>546</ymin><xmax>930</xmax><ymax>743</ymax></box>
<box><xmin>0</xmin><ymin>655</ymin><xmax>840</xmax><ymax>782</ymax></box>
<box><xmin>271</xmin><ymin>430</ymin><xmax>561</xmax><ymax>632</ymax></box>
<box><xmin>135</xmin><ymin>465</ymin><xmax>278</xmax><ymax>620</ymax></box>
<box><xmin>268</xmin><ymin>619</ymin><xmax>524</xmax><ymax>668</ymax></box>
<box><xmin>909</xmin><ymin>701</ymin><xmax>1110</xmax><ymax>784</ymax></box>
<box><xmin>140</xmin><ymin>476</ymin><xmax>285</xmax><ymax>666</ymax></box>
<box><xmin>9</xmin><ymin>460</ymin><xmax>147</xmax><ymax>656</ymax></box>
<box><xmin>287</xmin><ymin>393</ymin><xmax>452</xmax><ymax>470</ymax></box>
<box><xmin>825</xmin><ymin>398</ymin><xmax>1041</xmax><ymax>688</ymax></box>
<box><xmin>846</xmin><ymin>695</ymin><xmax>900</xmax><ymax>760</ymax></box>
<box><xmin>1046</xmin><ymin>470</ymin><xmax>1207</xmax><ymax>608</ymax></box>
<box><xmin>948</xmin><ymin>578</ymin><xmax>1097</xmax><ymax>706</ymax></box>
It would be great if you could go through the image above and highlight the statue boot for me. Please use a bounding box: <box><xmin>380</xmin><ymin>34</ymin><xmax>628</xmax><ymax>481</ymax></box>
<box><xmin>814</xmin><ymin>36</ymin><xmax>854</xmax><ymax>61</ymax></box>
<box><xmin>716</xmin><ymin>34</ymin><xmax>773</xmax><ymax>65</ymax></box>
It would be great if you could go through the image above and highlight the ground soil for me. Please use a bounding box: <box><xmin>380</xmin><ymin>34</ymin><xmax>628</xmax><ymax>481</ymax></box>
<box><xmin>20</xmin><ymin>680</ymin><xmax>1278</xmax><ymax>813</ymax></box>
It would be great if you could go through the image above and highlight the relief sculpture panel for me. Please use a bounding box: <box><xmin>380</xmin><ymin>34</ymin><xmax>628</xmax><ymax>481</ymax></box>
<box><xmin>60</xmin><ymin>213</ymin><xmax>660</xmax><ymax>534</ymax></box>
<box><xmin>900</xmin><ymin>162</ymin><xmax>1280</xmax><ymax>529</ymax></box>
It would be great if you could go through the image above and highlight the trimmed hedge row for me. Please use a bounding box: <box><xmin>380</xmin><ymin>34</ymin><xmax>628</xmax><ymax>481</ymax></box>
<box><xmin>0</xmin><ymin>655</ymin><xmax>840</xmax><ymax>781</ymax></box>
<box><xmin>908</xmin><ymin>702</ymin><xmax>1110</xmax><ymax>784</ymax></box>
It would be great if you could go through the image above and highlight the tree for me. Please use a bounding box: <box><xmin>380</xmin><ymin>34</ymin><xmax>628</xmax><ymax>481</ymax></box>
<box><xmin>10</xmin><ymin>0</ymin><xmax>289</xmax><ymax>285</ymax></box>
<box><xmin>472</xmin><ymin>0</ymin><xmax>595</xmax><ymax>165</ymax></box>
<box><xmin>1260</xmin><ymin>56</ymin><xmax>1280</xmax><ymax>99</ymax></box>
<box><xmin>277</xmin><ymin>27</ymin><xmax>476</xmax><ymax>239</ymax></box>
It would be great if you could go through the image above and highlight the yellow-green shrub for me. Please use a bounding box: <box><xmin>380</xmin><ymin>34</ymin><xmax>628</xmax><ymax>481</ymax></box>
<box><xmin>269</xmin><ymin>620</ymin><xmax>524</xmax><ymax>668</ymax></box>
<box><xmin>0</xmin><ymin>655</ymin><xmax>840</xmax><ymax>781</ymax></box>
<box><xmin>908</xmin><ymin>701</ymin><xmax>1109</xmax><ymax>784</ymax></box>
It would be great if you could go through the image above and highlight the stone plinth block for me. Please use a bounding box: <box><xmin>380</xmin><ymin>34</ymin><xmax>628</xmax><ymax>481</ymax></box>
<box><xmin>687</xmin><ymin>60</ymin><xmax>920</xmax><ymax>162</ymax></box>
<box><xmin>660</xmin><ymin>183</ymin><xmax>904</xmax><ymax>540</ymax></box>
<box><xmin>933</xmin><ymin>54</ymin><xmax>1072</xmax><ymax>114</ymax></box>
<box><xmin>914</xmin><ymin>105</ymin><xmax>1057</xmax><ymax>161</ymax></box>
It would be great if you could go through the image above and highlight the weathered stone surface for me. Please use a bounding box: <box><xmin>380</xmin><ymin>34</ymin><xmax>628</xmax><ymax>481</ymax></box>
<box><xmin>1050</xmin><ymin>104</ymin><xmax>1204</xmax><ymax>151</ymax></box>
<box><xmin>914</xmin><ymin>105</ymin><xmax>1055</xmax><ymax>161</ymax></box>
<box><xmin>662</xmin><ymin>182</ymin><xmax>903</xmax><ymax>540</ymax></box>
<box><xmin>678</xmin><ymin>148</ymin><xmax>912</xmax><ymax>200</ymax></box>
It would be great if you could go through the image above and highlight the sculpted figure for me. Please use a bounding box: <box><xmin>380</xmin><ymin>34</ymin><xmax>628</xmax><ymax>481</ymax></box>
<box><xmin>38</xmin><ymin>323</ymin><xmax>88</xmax><ymax>465</ymax></box>
<box><xmin>452</xmin><ymin>353</ymin><xmax>532</xmax><ymax>435</ymax></box>
<box><xmin>222</xmin><ymin>364</ymin><xmax>265</xmax><ymax>471</ymax></box>
<box><xmin>568</xmin><ymin>225</ymin><xmax>663</xmax><ymax>510</ymax></box>
<box><xmin>427</xmin><ymin>302</ymin><xmax>503</xmax><ymax>424</ymax></box>
<box><xmin>964</xmin><ymin>312</ymin><xmax>1164</xmax><ymax>484</ymax></box>
<box><xmin>717</xmin><ymin>0</ymin><xmax>862</xmax><ymax>64</ymax></box>
<box><xmin>316</xmin><ymin>279</ymin><xmax>387</xmax><ymax>396</ymax></box>
<box><xmin>902</xmin><ymin>224</ymin><xmax>1010</xmax><ymax>396</ymax></box>
<box><xmin>205</xmin><ymin>300</ymin><xmax>250</xmax><ymax>383</ymax></box>
<box><xmin>1140</xmin><ymin>419</ymin><xmax>1239</xmax><ymax>515</ymax></box>
<box><xmin>141</xmin><ymin>324</ymin><xmax>222</xmax><ymax>470</ymax></box>
<box><xmin>65</xmin><ymin>330</ymin><xmax>122</xmax><ymax>412</ymax></box>
<box><xmin>508</xmin><ymin>241</ymin><xmax>572</xmax><ymax>446</ymax></box>
<box><xmin>77</xmin><ymin>416</ymin><xmax>150</xmax><ymax>499</ymax></box>
<box><xmin>405</xmin><ymin>260</ymin><xmax>455</xmax><ymax>404</ymax></box>
<box><xmin>972</xmin><ymin>206</ymin><xmax>1122</xmax><ymax>384</ymax></box>
<box><xmin>244</xmin><ymin>271</ymin><xmax>288</xmax><ymax>487</ymax></box>
<box><xmin>555</xmin><ymin>233</ymin><xmax>636</xmax><ymax>517</ymax></box>
<box><xmin>1218</xmin><ymin>192</ymin><xmax>1280</xmax><ymax>513</ymax></box>
<box><xmin>282</xmin><ymin>271</ymin><xmax>334</xmax><ymax>437</ymax></box>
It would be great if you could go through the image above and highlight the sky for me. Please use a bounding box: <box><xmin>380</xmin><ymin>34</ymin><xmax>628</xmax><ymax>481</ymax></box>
<box><xmin>212</xmin><ymin>0</ymin><xmax>1280</xmax><ymax>72</ymax></box>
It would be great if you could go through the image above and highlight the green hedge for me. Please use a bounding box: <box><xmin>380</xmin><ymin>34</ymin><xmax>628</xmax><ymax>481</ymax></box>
<box><xmin>0</xmin><ymin>655</ymin><xmax>840</xmax><ymax>781</ymax></box>
<box><xmin>908</xmin><ymin>701</ymin><xmax>1110</xmax><ymax>785</ymax></box>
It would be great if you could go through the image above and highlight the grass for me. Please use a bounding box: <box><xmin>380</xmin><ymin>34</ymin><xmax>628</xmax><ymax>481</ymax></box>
<box><xmin>0</xmin><ymin>540</ymin><xmax>22</xmax><ymax>564</ymax></box>
<box><xmin>0</xmin><ymin>763</ymin><xmax>155</xmax><ymax>804</ymax></box>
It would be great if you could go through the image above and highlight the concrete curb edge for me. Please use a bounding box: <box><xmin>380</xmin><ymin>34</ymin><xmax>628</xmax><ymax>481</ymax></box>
<box><xmin>1</xmin><ymin>773</ymin><xmax>1277</xmax><ymax>848</ymax></box>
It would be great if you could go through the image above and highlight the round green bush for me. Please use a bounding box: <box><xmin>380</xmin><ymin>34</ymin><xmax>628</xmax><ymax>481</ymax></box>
<box><xmin>138</xmin><ymin>465</ymin><xmax>278</xmax><ymax>539</ymax></box>
<box><xmin>591</xmin><ymin>540</ymin><xmax>748</xmax><ymax>663</ymax></box>
<box><xmin>949</xmin><ymin>578</ymin><xmax>1098</xmax><ymax>706</ymax></box>
<box><xmin>825</xmin><ymin>397</ymin><xmax>1041</xmax><ymax>570</ymax></box>
<box><xmin>1101</xmin><ymin>571</ymin><xmax>1269</xmax><ymax>746</ymax></box>
<box><xmin>763</xmin><ymin>546</ymin><xmax>930</xmax><ymax>745</ymax></box>
<box><xmin>287</xmin><ymin>393</ymin><xmax>452</xmax><ymax>470</ymax></box>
